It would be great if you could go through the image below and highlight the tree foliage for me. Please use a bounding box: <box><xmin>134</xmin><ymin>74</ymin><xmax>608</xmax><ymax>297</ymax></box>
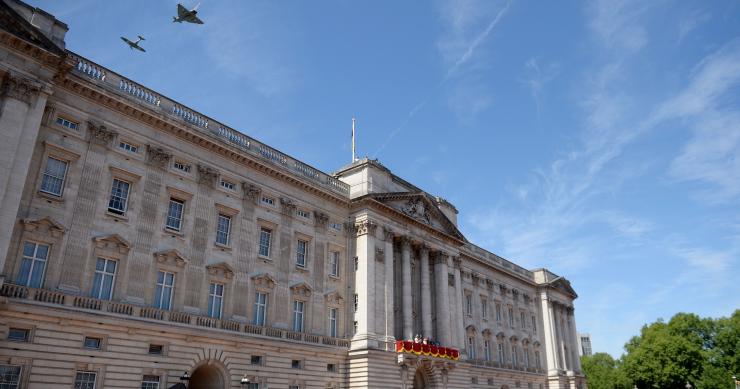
<box><xmin>582</xmin><ymin>310</ymin><xmax>739</xmax><ymax>389</ymax></box>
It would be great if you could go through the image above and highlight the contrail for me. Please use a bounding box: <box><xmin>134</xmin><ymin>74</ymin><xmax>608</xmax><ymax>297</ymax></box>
<box><xmin>373</xmin><ymin>1</ymin><xmax>511</xmax><ymax>158</ymax></box>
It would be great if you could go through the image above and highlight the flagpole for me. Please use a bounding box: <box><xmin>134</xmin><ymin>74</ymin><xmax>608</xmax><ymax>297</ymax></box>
<box><xmin>352</xmin><ymin>117</ymin><xmax>356</xmax><ymax>162</ymax></box>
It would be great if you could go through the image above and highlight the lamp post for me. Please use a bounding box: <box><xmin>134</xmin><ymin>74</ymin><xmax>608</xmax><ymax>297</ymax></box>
<box><xmin>179</xmin><ymin>371</ymin><xmax>190</xmax><ymax>388</ymax></box>
<box><xmin>240</xmin><ymin>374</ymin><xmax>251</xmax><ymax>388</ymax></box>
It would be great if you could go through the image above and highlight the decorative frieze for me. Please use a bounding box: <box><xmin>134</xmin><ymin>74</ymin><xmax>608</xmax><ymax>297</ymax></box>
<box><xmin>197</xmin><ymin>164</ymin><xmax>219</xmax><ymax>187</ymax></box>
<box><xmin>88</xmin><ymin>121</ymin><xmax>117</xmax><ymax>146</ymax></box>
<box><xmin>146</xmin><ymin>144</ymin><xmax>172</xmax><ymax>169</ymax></box>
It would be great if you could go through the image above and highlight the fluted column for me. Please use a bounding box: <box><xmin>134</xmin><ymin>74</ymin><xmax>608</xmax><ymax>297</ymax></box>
<box><xmin>433</xmin><ymin>251</ymin><xmax>451</xmax><ymax>345</ymax></box>
<box><xmin>383</xmin><ymin>227</ymin><xmax>395</xmax><ymax>344</ymax></box>
<box><xmin>452</xmin><ymin>257</ymin><xmax>465</xmax><ymax>351</ymax></box>
<box><xmin>352</xmin><ymin>219</ymin><xmax>377</xmax><ymax>350</ymax></box>
<box><xmin>567</xmin><ymin>307</ymin><xmax>582</xmax><ymax>373</ymax></box>
<box><xmin>540</xmin><ymin>292</ymin><xmax>561</xmax><ymax>373</ymax></box>
<box><xmin>401</xmin><ymin>236</ymin><xmax>413</xmax><ymax>340</ymax></box>
<box><xmin>420</xmin><ymin>244</ymin><xmax>432</xmax><ymax>338</ymax></box>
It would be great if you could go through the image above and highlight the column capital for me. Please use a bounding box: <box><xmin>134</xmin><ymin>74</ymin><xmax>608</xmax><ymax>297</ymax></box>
<box><xmin>452</xmin><ymin>256</ymin><xmax>462</xmax><ymax>269</ymax></box>
<box><xmin>279</xmin><ymin>197</ymin><xmax>297</xmax><ymax>214</ymax></box>
<box><xmin>313</xmin><ymin>210</ymin><xmax>329</xmax><ymax>228</ymax></box>
<box><xmin>431</xmin><ymin>251</ymin><xmax>449</xmax><ymax>265</ymax></box>
<box><xmin>146</xmin><ymin>144</ymin><xmax>172</xmax><ymax>169</ymax></box>
<box><xmin>1</xmin><ymin>73</ymin><xmax>41</xmax><ymax>105</ymax></box>
<box><xmin>241</xmin><ymin>182</ymin><xmax>261</xmax><ymax>204</ymax></box>
<box><xmin>88</xmin><ymin>121</ymin><xmax>117</xmax><ymax>147</ymax></box>
<box><xmin>354</xmin><ymin>219</ymin><xmax>378</xmax><ymax>236</ymax></box>
<box><xmin>197</xmin><ymin>164</ymin><xmax>219</xmax><ymax>187</ymax></box>
<box><xmin>383</xmin><ymin>226</ymin><xmax>395</xmax><ymax>241</ymax></box>
<box><xmin>419</xmin><ymin>243</ymin><xmax>430</xmax><ymax>255</ymax></box>
<box><xmin>400</xmin><ymin>235</ymin><xmax>412</xmax><ymax>248</ymax></box>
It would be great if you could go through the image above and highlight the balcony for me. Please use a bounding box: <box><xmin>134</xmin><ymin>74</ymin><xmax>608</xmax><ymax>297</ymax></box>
<box><xmin>0</xmin><ymin>283</ymin><xmax>350</xmax><ymax>348</ymax></box>
<box><xmin>465</xmin><ymin>358</ymin><xmax>544</xmax><ymax>374</ymax></box>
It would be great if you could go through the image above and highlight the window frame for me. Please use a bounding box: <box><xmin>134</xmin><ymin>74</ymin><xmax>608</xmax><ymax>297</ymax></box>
<box><xmin>165</xmin><ymin>198</ymin><xmax>185</xmax><ymax>232</ymax></box>
<box><xmin>173</xmin><ymin>160</ymin><xmax>192</xmax><ymax>174</ymax></box>
<box><xmin>258</xmin><ymin>227</ymin><xmax>272</xmax><ymax>258</ymax></box>
<box><xmin>39</xmin><ymin>156</ymin><xmax>68</xmax><ymax>197</ymax></box>
<box><xmin>91</xmin><ymin>257</ymin><xmax>117</xmax><ymax>300</ymax></box>
<box><xmin>17</xmin><ymin>241</ymin><xmax>49</xmax><ymax>288</ymax></box>
<box><xmin>107</xmin><ymin>178</ymin><xmax>131</xmax><ymax>216</ymax></box>
<box><xmin>292</xmin><ymin>300</ymin><xmax>305</xmax><ymax>332</ymax></box>
<box><xmin>154</xmin><ymin>270</ymin><xmax>175</xmax><ymax>310</ymax></box>
<box><xmin>328</xmin><ymin>307</ymin><xmax>338</xmax><ymax>337</ymax></box>
<box><xmin>328</xmin><ymin>251</ymin><xmax>339</xmax><ymax>277</ymax></box>
<box><xmin>295</xmin><ymin>239</ymin><xmax>308</xmax><ymax>268</ymax></box>
<box><xmin>208</xmin><ymin>282</ymin><xmax>224</xmax><ymax>319</ymax></box>
<box><xmin>0</xmin><ymin>365</ymin><xmax>22</xmax><ymax>389</ymax></box>
<box><xmin>141</xmin><ymin>374</ymin><xmax>160</xmax><ymax>389</ymax></box>
<box><xmin>253</xmin><ymin>292</ymin><xmax>267</xmax><ymax>326</ymax></box>
<box><xmin>55</xmin><ymin>116</ymin><xmax>79</xmax><ymax>130</ymax></box>
<box><xmin>118</xmin><ymin>140</ymin><xmax>139</xmax><ymax>154</ymax></box>
<box><xmin>215</xmin><ymin>213</ymin><xmax>232</xmax><ymax>246</ymax></box>
<box><xmin>74</xmin><ymin>370</ymin><xmax>97</xmax><ymax>389</ymax></box>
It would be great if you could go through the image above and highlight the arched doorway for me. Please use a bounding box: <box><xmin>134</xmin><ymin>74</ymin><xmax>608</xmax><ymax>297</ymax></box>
<box><xmin>412</xmin><ymin>368</ymin><xmax>427</xmax><ymax>389</ymax></box>
<box><xmin>189</xmin><ymin>363</ymin><xmax>225</xmax><ymax>389</ymax></box>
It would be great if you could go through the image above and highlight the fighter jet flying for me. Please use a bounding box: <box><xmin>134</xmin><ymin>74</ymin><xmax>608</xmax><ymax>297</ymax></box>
<box><xmin>173</xmin><ymin>3</ymin><xmax>204</xmax><ymax>24</ymax></box>
<box><xmin>120</xmin><ymin>35</ymin><xmax>146</xmax><ymax>52</ymax></box>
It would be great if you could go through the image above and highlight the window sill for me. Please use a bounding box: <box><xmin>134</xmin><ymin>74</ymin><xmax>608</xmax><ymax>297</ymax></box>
<box><xmin>328</xmin><ymin>274</ymin><xmax>340</xmax><ymax>280</ymax></box>
<box><xmin>105</xmin><ymin>211</ymin><xmax>129</xmax><ymax>222</ymax></box>
<box><xmin>258</xmin><ymin>255</ymin><xmax>272</xmax><ymax>262</ymax></box>
<box><xmin>164</xmin><ymin>227</ymin><xmax>184</xmax><ymax>237</ymax></box>
<box><xmin>295</xmin><ymin>265</ymin><xmax>309</xmax><ymax>273</ymax></box>
<box><xmin>37</xmin><ymin>191</ymin><xmax>64</xmax><ymax>203</ymax></box>
<box><xmin>215</xmin><ymin>243</ymin><xmax>232</xmax><ymax>251</ymax></box>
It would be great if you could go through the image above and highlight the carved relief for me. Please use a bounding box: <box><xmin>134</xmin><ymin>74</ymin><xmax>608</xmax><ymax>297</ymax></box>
<box><xmin>88</xmin><ymin>122</ymin><xmax>117</xmax><ymax>146</ymax></box>
<box><xmin>1</xmin><ymin>74</ymin><xmax>39</xmax><ymax>104</ymax></box>
<box><xmin>400</xmin><ymin>198</ymin><xmax>432</xmax><ymax>225</ymax></box>
<box><xmin>375</xmin><ymin>246</ymin><xmax>384</xmax><ymax>262</ymax></box>
<box><xmin>92</xmin><ymin>234</ymin><xmax>130</xmax><ymax>254</ymax></box>
<box><xmin>146</xmin><ymin>145</ymin><xmax>172</xmax><ymax>169</ymax></box>
<box><xmin>279</xmin><ymin>197</ymin><xmax>297</xmax><ymax>214</ymax></box>
<box><xmin>290</xmin><ymin>282</ymin><xmax>313</xmax><ymax>298</ymax></box>
<box><xmin>354</xmin><ymin>219</ymin><xmax>377</xmax><ymax>236</ymax></box>
<box><xmin>241</xmin><ymin>182</ymin><xmax>261</xmax><ymax>204</ymax></box>
<box><xmin>313</xmin><ymin>211</ymin><xmax>329</xmax><ymax>228</ymax></box>
<box><xmin>197</xmin><ymin>165</ymin><xmax>219</xmax><ymax>187</ymax></box>
<box><xmin>251</xmin><ymin>273</ymin><xmax>277</xmax><ymax>290</ymax></box>
<box><xmin>153</xmin><ymin>249</ymin><xmax>188</xmax><ymax>268</ymax></box>
<box><xmin>21</xmin><ymin>217</ymin><xmax>66</xmax><ymax>238</ymax></box>
<box><xmin>205</xmin><ymin>262</ymin><xmax>234</xmax><ymax>279</ymax></box>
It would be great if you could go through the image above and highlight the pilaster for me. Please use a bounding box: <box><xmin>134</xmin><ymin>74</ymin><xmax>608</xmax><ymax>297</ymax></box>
<box><xmin>383</xmin><ymin>227</ymin><xmax>396</xmax><ymax>346</ymax></box>
<box><xmin>433</xmin><ymin>251</ymin><xmax>451</xmax><ymax>345</ymax></box>
<box><xmin>351</xmin><ymin>218</ymin><xmax>378</xmax><ymax>350</ymax></box>
<box><xmin>401</xmin><ymin>235</ymin><xmax>413</xmax><ymax>340</ymax></box>
<box><xmin>452</xmin><ymin>256</ymin><xmax>465</xmax><ymax>353</ymax></box>
<box><xmin>419</xmin><ymin>244</ymin><xmax>432</xmax><ymax>338</ymax></box>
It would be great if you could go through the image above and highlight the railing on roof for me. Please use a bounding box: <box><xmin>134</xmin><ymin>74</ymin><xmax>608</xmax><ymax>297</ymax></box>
<box><xmin>66</xmin><ymin>52</ymin><xmax>350</xmax><ymax>197</ymax></box>
<box><xmin>463</xmin><ymin>243</ymin><xmax>535</xmax><ymax>280</ymax></box>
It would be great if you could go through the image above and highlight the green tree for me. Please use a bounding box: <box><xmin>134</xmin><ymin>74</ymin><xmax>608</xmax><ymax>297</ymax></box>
<box><xmin>581</xmin><ymin>352</ymin><xmax>631</xmax><ymax>389</ymax></box>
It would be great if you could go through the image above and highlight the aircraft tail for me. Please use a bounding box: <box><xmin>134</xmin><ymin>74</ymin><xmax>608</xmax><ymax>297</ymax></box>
<box><xmin>138</xmin><ymin>35</ymin><xmax>146</xmax><ymax>41</ymax></box>
<box><xmin>173</xmin><ymin>16</ymin><xmax>179</xmax><ymax>22</ymax></box>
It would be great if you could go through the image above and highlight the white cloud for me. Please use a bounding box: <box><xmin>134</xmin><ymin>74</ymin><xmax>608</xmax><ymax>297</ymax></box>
<box><xmin>587</xmin><ymin>0</ymin><xmax>651</xmax><ymax>53</ymax></box>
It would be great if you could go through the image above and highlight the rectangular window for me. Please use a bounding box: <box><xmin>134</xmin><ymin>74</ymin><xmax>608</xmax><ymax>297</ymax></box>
<box><xmin>173</xmin><ymin>160</ymin><xmax>191</xmax><ymax>173</ymax></box>
<box><xmin>91</xmin><ymin>258</ymin><xmax>117</xmax><ymax>300</ymax></box>
<box><xmin>296</xmin><ymin>239</ymin><xmax>307</xmax><ymax>267</ymax></box>
<box><xmin>467</xmin><ymin>337</ymin><xmax>476</xmax><ymax>359</ymax></box>
<box><xmin>118</xmin><ymin>141</ymin><xmax>138</xmax><ymax>153</ymax></box>
<box><xmin>484</xmin><ymin>340</ymin><xmax>491</xmax><ymax>361</ymax></box>
<box><xmin>482</xmin><ymin>299</ymin><xmax>488</xmax><ymax>318</ymax></box>
<box><xmin>291</xmin><ymin>360</ymin><xmax>302</xmax><ymax>369</ymax></box>
<box><xmin>83</xmin><ymin>336</ymin><xmax>101</xmax><ymax>349</ymax></box>
<box><xmin>495</xmin><ymin>303</ymin><xmax>502</xmax><ymax>322</ymax></box>
<box><xmin>246</xmin><ymin>384</ymin><xmax>259</xmax><ymax>389</ymax></box>
<box><xmin>328</xmin><ymin>308</ymin><xmax>338</xmax><ymax>337</ymax></box>
<box><xmin>353</xmin><ymin>257</ymin><xmax>358</xmax><ymax>271</ymax></box>
<box><xmin>260</xmin><ymin>196</ymin><xmax>274</xmax><ymax>206</ymax></box>
<box><xmin>327</xmin><ymin>363</ymin><xmax>337</xmax><ymax>372</ymax></box>
<box><xmin>219</xmin><ymin>179</ymin><xmax>235</xmax><ymax>191</ymax></box>
<box><xmin>329</xmin><ymin>251</ymin><xmax>339</xmax><ymax>277</ymax></box>
<box><xmin>165</xmin><ymin>198</ymin><xmax>184</xmax><ymax>231</ymax></box>
<box><xmin>508</xmin><ymin>307</ymin><xmax>514</xmax><ymax>327</ymax></box>
<box><xmin>521</xmin><ymin>311</ymin><xmax>526</xmax><ymax>328</ymax></box>
<box><xmin>55</xmin><ymin>116</ymin><xmax>78</xmax><ymax>130</ymax></box>
<box><xmin>353</xmin><ymin>293</ymin><xmax>358</xmax><ymax>312</ymax></box>
<box><xmin>296</xmin><ymin>209</ymin><xmax>310</xmax><ymax>218</ymax></box>
<box><xmin>329</xmin><ymin>222</ymin><xmax>342</xmax><ymax>231</ymax></box>
<box><xmin>74</xmin><ymin>371</ymin><xmax>97</xmax><ymax>389</ymax></box>
<box><xmin>216</xmin><ymin>214</ymin><xmax>231</xmax><ymax>245</ymax></box>
<box><xmin>148</xmin><ymin>344</ymin><xmax>164</xmax><ymax>355</ymax></box>
<box><xmin>208</xmin><ymin>283</ymin><xmax>224</xmax><ymax>319</ymax></box>
<box><xmin>258</xmin><ymin>228</ymin><xmax>271</xmax><ymax>257</ymax></box>
<box><xmin>0</xmin><ymin>365</ymin><xmax>21</xmax><ymax>389</ymax></box>
<box><xmin>524</xmin><ymin>348</ymin><xmax>530</xmax><ymax>367</ymax></box>
<box><xmin>154</xmin><ymin>271</ymin><xmax>174</xmax><ymax>310</ymax></box>
<box><xmin>289</xmin><ymin>386</ymin><xmax>300</xmax><ymax>389</ymax></box>
<box><xmin>535</xmin><ymin>350</ymin><xmax>541</xmax><ymax>369</ymax></box>
<box><xmin>292</xmin><ymin>300</ymin><xmax>304</xmax><ymax>332</ymax></box>
<box><xmin>40</xmin><ymin>156</ymin><xmax>68</xmax><ymax>196</ymax></box>
<box><xmin>253</xmin><ymin>292</ymin><xmax>267</xmax><ymax>326</ymax></box>
<box><xmin>250</xmin><ymin>355</ymin><xmax>262</xmax><ymax>365</ymax></box>
<box><xmin>532</xmin><ymin>315</ymin><xmax>537</xmax><ymax>333</ymax></box>
<box><xmin>7</xmin><ymin>328</ymin><xmax>29</xmax><ymax>342</ymax></box>
<box><xmin>465</xmin><ymin>294</ymin><xmax>472</xmax><ymax>316</ymax></box>
<box><xmin>17</xmin><ymin>241</ymin><xmax>48</xmax><ymax>288</ymax></box>
<box><xmin>497</xmin><ymin>342</ymin><xmax>505</xmax><ymax>364</ymax></box>
<box><xmin>107</xmin><ymin>178</ymin><xmax>130</xmax><ymax>215</ymax></box>
<box><xmin>512</xmin><ymin>344</ymin><xmax>518</xmax><ymax>366</ymax></box>
<box><xmin>141</xmin><ymin>375</ymin><xmax>160</xmax><ymax>389</ymax></box>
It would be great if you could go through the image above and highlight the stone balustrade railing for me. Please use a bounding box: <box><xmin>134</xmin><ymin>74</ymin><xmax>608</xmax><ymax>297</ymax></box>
<box><xmin>465</xmin><ymin>358</ymin><xmax>543</xmax><ymax>374</ymax></box>
<box><xmin>1</xmin><ymin>283</ymin><xmax>350</xmax><ymax>348</ymax></box>
<box><xmin>463</xmin><ymin>243</ymin><xmax>535</xmax><ymax>280</ymax></box>
<box><xmin>66</xmin><ymin>52</ymin><xmax>350</xmax><ymax>198</ymax></box>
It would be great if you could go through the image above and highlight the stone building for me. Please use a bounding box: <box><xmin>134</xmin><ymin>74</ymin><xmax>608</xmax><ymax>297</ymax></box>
<box><xmin>0</xmin><ymin>1</ymin><xmax>587</xmax><ymax>388</ymax></box>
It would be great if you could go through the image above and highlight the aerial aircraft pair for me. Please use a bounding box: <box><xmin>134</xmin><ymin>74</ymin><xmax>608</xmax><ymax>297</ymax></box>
<box><xmin>121</xmin><ymin>3</ymin><xmax>203</xmax><ymax>52</ymax></box>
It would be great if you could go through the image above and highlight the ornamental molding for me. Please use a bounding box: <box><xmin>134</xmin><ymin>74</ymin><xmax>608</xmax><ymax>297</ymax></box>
<box><xmin>92</xmin><ymin>234</ymin><xmax>130</xmax><ymax>254</ymax></box>
<box><xmin>279</xmin><ymin>197</ymin><xmax>297</xmax><ymax>214</ymax></box>
<box><xmin>354</xmin><ymin>219</ymin><xmax>377</xmax><ymax>237</ymax></box>
<box><xmin>313</xmin><ymin>211</ymin><xmax>329</xmax><ymax>228</ymax></box>
<box><xmin>241</xmin><ymin>182</ymin><xmax>261</xmax><ymax>204</ymax></box>
<box><xmin>383</xmin><ymin>226</ymin><xmax>394</xmax><ymax>241</ymax></box>
<box><xmin>251</xmin><ymin>273</ymin><xmax>277</xmax><ymax>289</ymax></box>
<box><xmin>206</xmin><ymin>261</ymin><xmax>234</xmax><ymax>279</ymax></box>
<box><xmin>153</xmin><ymin>249</ymin><xmax>188</xmax><ymax>268</ymax></box>
<box><xmin>21</xmin><ymin>216</ymin><xmax>66</xmax><ymax>238</ymax></box>
<box><xmin>146</xmin><ymin>145</ymin><xmax>172</xmax><ymax>169</ymax></box>
<box><xmin>400</xmin><ymin>197</ymin><xmax>432</xmax><ymax>225</ymax></box>
<box><xmin>1</xmin><ymin>73</ymin><xmax>40</xmax><ymax>104</ymax></box>
<box><xmin>197</xmin><ymin>164</ymin><xmax>219</xmax><ymax>187</ymax></box>
<box><xmin>88</xmin><ymin>121</ymin><xmax>117</xmax><ymax>146</ymax></box>
<box><xmin>324</xmin><ymin>290</ymin><xmax>344</xmax><ymax>305</ymax></box>
<box><xmin>486</xmin><ymin>279</ymin><xmax>495</xmax><ymax>290</ymax></box>
<box><xmin>290</xmin><ymin>282</ymin><xmax>313</xmax><ymax>298</ymax></box>
<box><xmin>375</xmin><ymin>246</ymin><xmax>385</xmax><ymax>262</ymax></box>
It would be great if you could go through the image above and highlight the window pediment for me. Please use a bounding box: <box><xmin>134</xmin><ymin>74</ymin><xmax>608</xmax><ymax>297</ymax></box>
<box><xmin>206</xmin><ymin>261</ymin><xmax>234</xmax><ymax>279</ymax></box>
<box><xmin>21</xmin><ymin>216</ymin><xmax>66</xmax><ymax>238</ymax></box>
<box><xmin>290</xmin><ymin>282</ymin><xmax>313</xmax><ymax>298</ymax></box>
<box><xmin>93</xmin><ymin>234</ymin><xmax>130</xmax><ymax>254</ymax></box>
<box><xmin>251</xmin><ymin>273</ymin><xmax>277</xmax><ymax>289</ymax></box>
<box><xmin>324</xmin><ymin>290</ymin><xmax>343</xmax><ymax>305</ymax></box>
<box><xmin>153</xmin><ymin>249</ymin><xmax>188</xmax><ymax>267</ymax></box>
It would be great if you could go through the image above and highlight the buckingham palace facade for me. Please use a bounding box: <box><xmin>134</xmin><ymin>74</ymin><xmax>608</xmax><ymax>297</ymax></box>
<box><xmin>0</xmin><ymin>1</ymin><xmax>587</xmax><ymax>388</ymax></box>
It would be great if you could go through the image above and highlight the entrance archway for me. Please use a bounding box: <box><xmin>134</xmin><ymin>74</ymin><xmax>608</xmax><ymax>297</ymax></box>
<box><xmin>189</xmin><ymin>363</ymin><xmax>225</xmax><ymax>389</ymax></box>
<box><xmin>412</xmin><ymin>368</ymin><xmax>427</xmax><ymax>389</ymax></box>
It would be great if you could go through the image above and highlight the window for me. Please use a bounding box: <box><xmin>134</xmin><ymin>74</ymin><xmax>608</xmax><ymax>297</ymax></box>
<box><xmin>534</xmin><ymin>350</ymin><xmax>541</xmax><ymax>369</ymax></box>
<box><xmin>329</xmin><ymin>222</ymin><xmax>342</xmax><ymax>231</ymax></box>
<box><xmin>83</xmin><ymin>336</ymin><xmax>101</xmax><ymax>349</ymax></box>
<box><xmin>328</xmin><ymin>251</ymin><xmax>339</xmax><ymax>277</ymax></box>
<box><xmin>141</xmin><ymin>375</ymin><xmax>160</xmax><ymax>389</ymax></box>
<box><xmin>148</xmin><ymin>344</ymin><xmax>164</xmax><ymax>355</ymax></box>
<box><xmin>353</xmin><ymin>321</ymin><xmax>358</xmax><ymax>334</ymax></box>
<box><xmin>55</xmin><ymin>116</ymin><xmax>78</xmax><ymax>130</ymax></box>
<box><xmin>216</xmin><ymin>214</ymin><xmax>231</xmax><ymax>245</ymax></box>
<box><xmin>291</xmin><ymin>360</ymin><xmax>302</xmax><ymax>369</ymax></box>
<box><xmin>292</xmin><ymin>300</ymin><xmax>304</xmax><ymax>332</ymax></box>
<box><xmin>154</xmin><ymin>271</ymin><xmax>174</xmax><ymax>310</ymax></box>
<box><xmin>250</xmin><ymin>355</ymin><xmax>263</xmax><ymax>365</ymax></box>
<box><xmin>353</xmin><ymin>256</ymin><xmax>358</xmax><ymax>271</ymax></box>
<box><xmin>512</xmin><ymin>344</ymin><xmax>518</xmax><ymax>366</ymax></box>
<box><xmin>497</xmin><ymin>342</ymin><xmax>505</xmax><ymax>364</ymax></box>
<box><xmin>245</xmin><ymin>384</ymin><xmax>259</xmax><ymax>389</ymax></box>
<box><xmin>7</xmin><ymin>328</ymin><xmax>29</xmax><ymax>342</ymax></box>
<box><xmin>219</xmin><ymin>178</ymin><xmax>235</xmax><ymax>191</ymax></box>
<box><xmin>91</xmin><ymin>258</ymin><xmax>117</xmax><ymax>300</ymax></box>
<box><xmin>521</xmin><ymin>312</ymin><xmax>526</xmax><ymax>328</ymax></box>
<box><xmin>118</xmin><ymin>141</ymin><xmax>138</xmax><ymax>153</ymax></box>
<box><xmin>353</xmin><ymin>293</ymin><xmax>358</xmax><ymax>312</ymax></box>
<box><xmin>17</xmin><ymin>241</ymin><xmax>48</xmax><ymax>288</ymax></box>
<box><xmin>165</xmin><ymin>198</ymin><xmax>184</xmax><ymax>231</ymax></box>
<box><xmin>295</xmin><ymin>239</ymin><xmax>307</xmax><ymax>267</ymax></box>
<box><xmin>495</xmin><ymin>303</ymin><xmax>502</xmax><ymax>322</ymax></box>
<box><xmin>524</xmin><ymin>348</ymin><xmax>530</xmax><ymax>367</ymax></box>
<box><xmin>289</xmin><ymin>386</ymin><xmax>300</xmax><ymax>389</ymax></box>
<box><xmin>482</xmin><ymin>299</ymin><xmax>488</xmax><ymax>318</ymax></box>
<box><xmin>532</xmin><ymin>315</ymin><xmax>537</xmax><ymax>333</ymax></box>
<box><xmin>484</xmin><ymin>340</ymin><xmax>491</xmax><ymax>361</ymax></box>
<box><xmin>296</xmin><ymin>209</ymin><xmax>310</xmax><ymax>219</ymax></box>
<box><xmin>508</xmin><ymin>307</ymin><xmax>514</xmax><ymax>327</ymax></box>
<box><xmin>260</xmin><ymin>196</ymin><xmax>274</xmax><ymax>206</ymax></box>
<box><xmin>327</xmin><ymin>363</ymin><xmax>337</xmax><ymax>372</ymax></box>
<box><xmin>258</xmin><ymin>228</ymin><xmax>271</xmax><ymax>257</ymax></box>
<box><xmin>0</xmin><ymin>365</ymin><xmax>21</xmax><ymax>389</ymax></box>
<box><xmin>253</xmin><ymin>292</ymin><xmax>267</xmax><ymax>326</ymax></box>
<box><xmin>173</xmin><ymin>160</ymin><xmax>191</xmax><ymax>173</ymax></box>
<box><xmin>107</xmin><ymin>178</ymin><xmax>130</xmax><ymax>215</ymax></box>
<box><xmin>328</xmin><ymin>308</ymin><xmax>338</xmax><ymax>337</ymax></box>
<box><xmin>74</xmin><ymin>371</ymin><xmax>97</xmax><ymax>389</ymax></box>
<box><xmin>467</xmin><ymin>337</ymin><xmax>476</xmax><ymax>359</ymax></box>
<box><xmin>39</xmin><ymin>156</ymin><xmax>68</xmax><ymax>196</ymax></box>
<box><xmin>465</xmin><ymin>294</ymin><xmax>472</xmax><ymax>316</ymax></box>
<box><xmin>208</xmin><ymin>283</ymin><xmax>224</xmax><ymax>319</ymax></box>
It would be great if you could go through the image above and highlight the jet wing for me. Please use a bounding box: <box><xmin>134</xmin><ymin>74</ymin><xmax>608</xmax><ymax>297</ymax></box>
<box><xmin>190</xmin><ymin>15</ymin><xmax>204</xmax><ymax>24</ymax></box>
<box><xmin>134</xmin><ymin>45</ymin><xmax>146</xmax><ymax>53</ymax></box>
<box><xmin>177</xmin><ymin>4</ymin><xmax>188</xmax><ymax>17</ymax></box>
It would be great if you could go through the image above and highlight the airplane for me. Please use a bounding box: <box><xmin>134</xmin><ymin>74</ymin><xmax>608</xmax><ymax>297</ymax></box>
<box><xmin>121</xmin><ymin>35</ymin><xmax>146</xmax><ymax>52</ymax></box>
<box><xmin>173</xmin><ymin>3</ymin><xmax>204</xmax><ymax>24</ymax></box>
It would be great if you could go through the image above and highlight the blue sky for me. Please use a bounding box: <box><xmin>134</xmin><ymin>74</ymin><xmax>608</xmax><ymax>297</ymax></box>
<box><xmin>34</xmin><ymin>0</ymin><xmax>740</xmax><ymax>357</ymax></box>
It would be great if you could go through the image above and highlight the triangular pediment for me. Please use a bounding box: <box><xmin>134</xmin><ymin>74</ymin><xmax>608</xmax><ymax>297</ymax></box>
<box><xmin>290</xmin><ymin>282</ymin><xmax>313</xmax><ymax>298</ymax></box>
<box><xmin>251</xmin><ymin>273</ymin><xmax>277</xmax><ymax>289</ymax></box>
<box><xmin>548</xmin><ymin>277</ymin><xmax>578</xmax><ymax>298</ymax></box>
<box><xmin>154</xmin><ymin>249</ymin><xmax>188</xmax><ymax>267</ymax></box>
<box><xmin>324</xmin><ymin>290</ymin><xmax>344</xmax><ymax>305</ymax></box>
<box><xmin>366</xmin><ymin>192</ymin><xmax>466</xmax><ymax>241</ymax></box>
<box><xmin>93</xmin><ymin>234</ymin><xmax>130</xmax><ymax>254</ymax></box>
<box><xmin>21</xmin><ymin>216</ymin><xmax>66</xmax><ymax>237</ymax></box>
<box><xmin>206</xmin><ymin>261</ymin><xmax>235</xmax><ymax>279</ymax></box>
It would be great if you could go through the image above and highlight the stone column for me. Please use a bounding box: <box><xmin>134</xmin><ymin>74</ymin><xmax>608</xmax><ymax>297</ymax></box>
<box><xmin>352</xmin><ymin>219</ymin><xmax>377</xmax><ymax>349</ymax></box>
<box><xmin>567</xmin><ymin>307</ymin><xmax>582</xmax><ymax>373</ymax></box>
<box><xmin>383</xmin><ymin>227</ymin><xmax>396</xmax><ymax>345</ymax></box>
<box><xmin>401</xmin><ymin>236</ymin><xmax>413</xmax><ymax>340</ymax></box>
<box><xmin>419</xmin><ymin>244</ymin><xmax>432</xmax><ymax>338</ymax></box>
<box><xmin>539</xmin><ymin>292</ymin><xmax>560</xmax><ymax>373</ymax></box>
<box><xmin>0</xmin><ymin>74</ymin><xmax>47</xmax><ymax>282</ymax></box>
<box><xmin>452</xmin><ymin>257</ymin><xmax>465</xmax><ymax>351</ymax></box>
<box><xmin>433</xmin><ymin>251</ymin><xmax>451</xmax><ymax>345</ymax></box>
